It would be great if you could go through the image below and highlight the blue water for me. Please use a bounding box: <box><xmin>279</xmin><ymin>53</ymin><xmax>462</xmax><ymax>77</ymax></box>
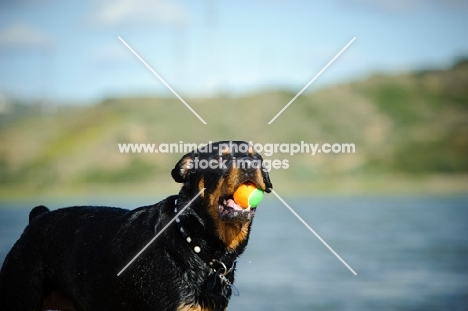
<box><xmin>1</xmin><ymin>196</ymin><xmax>467</xmax><ymax>310</ymax></box>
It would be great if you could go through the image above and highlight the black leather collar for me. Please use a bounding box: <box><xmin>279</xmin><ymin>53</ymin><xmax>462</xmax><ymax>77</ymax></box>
<box><xmin>172</xmin><ymin>198</ymin><xmax>240</xmax><ymax>296</ymax></box>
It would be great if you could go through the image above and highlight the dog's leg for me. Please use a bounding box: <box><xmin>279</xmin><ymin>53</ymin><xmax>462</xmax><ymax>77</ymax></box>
<box><xmin>0</xmin><ymin>244</ymin><xmax>46</xmax><ymax>310</ymax></box>
<box><xmin>41</xmin><ymin>290</ymin><xmax>75</xmax><ymax>311</ymax></box>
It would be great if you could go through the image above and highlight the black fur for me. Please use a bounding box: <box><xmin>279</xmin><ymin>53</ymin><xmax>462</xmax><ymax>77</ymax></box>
<box><xmin>0</xmin><ymin>141</ymin><xmax>272</xmax><ymax>311</ymax></box>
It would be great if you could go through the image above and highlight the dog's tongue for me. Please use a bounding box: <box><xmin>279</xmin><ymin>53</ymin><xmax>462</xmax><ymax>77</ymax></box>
<box><xmin>226</xmin><ymin>198</ymin><xmax>243</xmax><ymax>211</ymax></box>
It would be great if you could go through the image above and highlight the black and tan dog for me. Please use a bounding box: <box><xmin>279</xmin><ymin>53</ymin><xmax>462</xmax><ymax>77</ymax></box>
<box><xmin>0</xmin><ymin>141</ymin><xmax>272</xmax><ymax>311</ymax></box>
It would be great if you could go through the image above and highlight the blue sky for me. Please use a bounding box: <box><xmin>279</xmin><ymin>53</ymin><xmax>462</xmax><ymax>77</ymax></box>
<box><xmin>0</xmin><ymin>0</ymin><xmax>467</xmax><ymax>101</ymax></box>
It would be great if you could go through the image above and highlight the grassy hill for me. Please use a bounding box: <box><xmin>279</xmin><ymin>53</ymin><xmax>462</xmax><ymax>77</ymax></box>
<box><xmin>1</xmin><ymin>60</ymin><xmax>467</xmax><ymax>198</ymax></box>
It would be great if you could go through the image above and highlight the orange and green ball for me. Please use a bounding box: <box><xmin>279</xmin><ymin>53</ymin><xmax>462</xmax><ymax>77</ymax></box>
<box><xmin>233</xmin><ymin>182</ymin><xmax>264</xmax><ymax>209</ymax></box>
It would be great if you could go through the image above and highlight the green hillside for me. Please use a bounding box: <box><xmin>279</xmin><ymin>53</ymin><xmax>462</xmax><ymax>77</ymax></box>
<box><xmin>1</xmin><ymin>60</ymin><xmax>467</xmax><ymax>198</ymax></box>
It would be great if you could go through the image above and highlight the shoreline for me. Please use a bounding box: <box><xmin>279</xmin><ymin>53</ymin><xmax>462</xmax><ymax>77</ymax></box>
<box><xmin>1</xmin><ymin>174</ymin><xmax>467</xmax><ymax>203</ymax></box>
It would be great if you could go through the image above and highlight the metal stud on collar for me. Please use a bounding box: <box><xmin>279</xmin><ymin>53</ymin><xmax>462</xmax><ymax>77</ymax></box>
<box><xmin>174</xmin><ymin>198</ymin><xmax>240</xmax><ymax>296</ymax></box>
<box><xmin>174</xmin><ymin>202</ymin><xmax>202</xmax><ymax>254</ymax></box>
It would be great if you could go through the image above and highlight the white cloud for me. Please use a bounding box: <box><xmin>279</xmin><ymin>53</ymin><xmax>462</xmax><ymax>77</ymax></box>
<box><xmin>0</xmin><ymin>22</ymin><xmax>53</xmax><ymax>49</ymax></box>
<box><xmin>342</xmin><ymin>0</ymin><xmax>468</xmax><ymax>13</ymax></box>
<box><xmin>87</xmin><ymin>0</ymin><xmax>189</xmax><ymax>27</ymax></box>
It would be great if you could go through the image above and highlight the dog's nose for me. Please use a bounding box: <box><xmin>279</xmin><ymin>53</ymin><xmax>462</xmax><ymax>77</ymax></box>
<box><xmin>232</xmin><ymin>158</ymin><xmax>263</xmax><ymax>178</ymax></box>
<box><xmin>238</xmin><ymin>158</ymin><xmax>255</xmax><ymax>169</ymax></box>
<box><xmin>232</xmin><ymin>158</ymin><xmax>261</xmax><ymax>170</ymax></box>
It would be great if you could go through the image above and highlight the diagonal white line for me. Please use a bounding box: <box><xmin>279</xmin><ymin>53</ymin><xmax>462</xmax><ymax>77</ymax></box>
<box><xmin>270</xmin><ymin>189</ymin><xmax>357</xmax><ymax>275</ymax></box>
<box><xmin>118</xmin><ymin>36</ymin><xmax>207</xmax><ymax>124</ymax></box>
<box><xmin>117</xmin><ymin>188</ymin><xmax>205</xmax><ymax>276</ymax></box>
<box><xmin>268</xmin><ymin>37</ymin><xmax>356</xmax><ymax>124</ymax></box>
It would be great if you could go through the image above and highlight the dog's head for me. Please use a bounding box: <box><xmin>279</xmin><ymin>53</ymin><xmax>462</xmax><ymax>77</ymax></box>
<box><xmin>172</xmin><ymin>141</ymin><xmax>272</xmax><ymax>250</ymax></box>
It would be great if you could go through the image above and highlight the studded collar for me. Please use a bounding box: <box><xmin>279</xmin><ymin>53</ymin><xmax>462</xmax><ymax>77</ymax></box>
<box><xmin>172</xmin><ymin>198</ymin><xmax>240</xmax><ymax>296</ymax></box>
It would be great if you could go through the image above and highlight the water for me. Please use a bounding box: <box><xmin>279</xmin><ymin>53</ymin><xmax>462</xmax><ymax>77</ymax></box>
<box><xmin>1</xmin><ymin>196</ymin><xmax>467</xmax><ymax>310</ymax></box>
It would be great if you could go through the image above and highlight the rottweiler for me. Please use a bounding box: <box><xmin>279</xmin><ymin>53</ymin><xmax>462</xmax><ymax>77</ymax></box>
<box><xmin>0</xmin><ymin>141</ymin><xmax>273</xmax><ymax>311</ymax></box>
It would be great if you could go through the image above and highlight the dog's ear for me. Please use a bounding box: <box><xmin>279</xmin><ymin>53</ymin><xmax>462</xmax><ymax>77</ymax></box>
<box><xmin>261</xmin><ymin>167</ymin><xmax>273</xmax><ymax>193</ymax></box>
<box><xmin>171</xmin><ymin>152</ymin><xmax>196</xmax><ymax>183</ymax></box>
<box><xmin>254</xmin><ymin>153</ymin><xmax>273</xmax><ymax>193</ymax></box>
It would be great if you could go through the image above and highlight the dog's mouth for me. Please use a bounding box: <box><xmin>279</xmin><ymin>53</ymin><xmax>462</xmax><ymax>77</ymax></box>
<box><xmin>217</xmin><ymin>180</ymin><xmax>261</xmax><ymax>222</ymax></box>
<box><xmin>218</xmin><ymin>197</ymin><xmax>256</xmax><ymax>222</ymax></box>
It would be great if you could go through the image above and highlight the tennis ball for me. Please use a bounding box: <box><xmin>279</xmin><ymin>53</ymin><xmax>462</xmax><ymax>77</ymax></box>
<box><xmin>233</xmin><ymin>182</ymin><xmax>264</xmax><ymax>209</ymax></box>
